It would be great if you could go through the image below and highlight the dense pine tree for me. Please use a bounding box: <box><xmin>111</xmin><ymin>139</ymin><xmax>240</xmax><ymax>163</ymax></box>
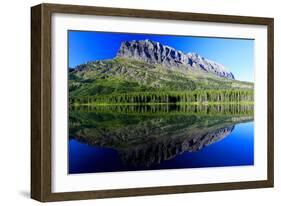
<box><xmin>69</xmin><ymin>89</ymin><xmax>254</xmax><ymax>105</ymax></box>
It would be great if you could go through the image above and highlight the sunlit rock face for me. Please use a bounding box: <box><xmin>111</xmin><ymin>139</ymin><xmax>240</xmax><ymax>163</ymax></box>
<box><xmin>117</xmin><ymin>39</ymin><xmax>235</xmax><ymax>79</ymax></box>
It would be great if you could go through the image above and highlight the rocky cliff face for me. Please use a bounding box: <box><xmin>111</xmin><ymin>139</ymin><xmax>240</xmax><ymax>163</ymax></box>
<box><xmin>117</xmin><ymin>39</ymin><xmax>235</xmax><ymax>79</ymax></box>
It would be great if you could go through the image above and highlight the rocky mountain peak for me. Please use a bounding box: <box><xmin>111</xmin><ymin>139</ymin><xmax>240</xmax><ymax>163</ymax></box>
<box><xmin>117</xmin><ymin>39</ymin><xmax>235</xmax><ymax>79</ymax></box>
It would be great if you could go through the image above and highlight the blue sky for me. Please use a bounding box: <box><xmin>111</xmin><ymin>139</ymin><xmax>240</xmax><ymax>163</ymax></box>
<box><xmin>68</xmin><ymin>30</ymin><xmax>254</xmax><ymax>82</ymax></box>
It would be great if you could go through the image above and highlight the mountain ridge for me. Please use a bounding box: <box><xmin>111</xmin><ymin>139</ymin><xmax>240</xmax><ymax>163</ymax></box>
<box><xmin>116</xmin><ymin>39</ymin><xmax>235</xmax><ymax>80</ymax></box>
<box><xmin>68</xmin><ymin>39</ymin><xmax>253</xmax><ymax>99</ymax></box>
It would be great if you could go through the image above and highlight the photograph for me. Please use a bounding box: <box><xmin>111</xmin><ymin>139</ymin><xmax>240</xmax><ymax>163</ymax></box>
<box><xmin>68</xmin><ymin>31</ymin><xmax>255</xmax><ymax>174</ymax></box>
<box><xmin>30</xmin><ymin>3</ymin><xmax>274</xmax><ymax>202</ymax></box>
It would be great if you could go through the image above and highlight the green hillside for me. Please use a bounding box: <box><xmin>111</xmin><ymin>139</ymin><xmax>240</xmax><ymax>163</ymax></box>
<box><xmin>69</xmin><ymin>57</ymin><xmax>254</xmax><ymax>105</ymax></box>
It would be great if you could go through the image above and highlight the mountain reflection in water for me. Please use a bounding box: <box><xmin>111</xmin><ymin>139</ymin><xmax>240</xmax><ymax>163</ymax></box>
<box><xmin>69</xmin><ymin>104</ymin><xmax>254</xmax><ymax>173</ymax></box>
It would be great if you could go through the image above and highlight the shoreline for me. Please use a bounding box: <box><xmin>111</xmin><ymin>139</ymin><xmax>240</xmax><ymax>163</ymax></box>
<box><xmin>70</xmin><ymin>101</ymin><xmax>254</xmax><ymax>107</ymax></box>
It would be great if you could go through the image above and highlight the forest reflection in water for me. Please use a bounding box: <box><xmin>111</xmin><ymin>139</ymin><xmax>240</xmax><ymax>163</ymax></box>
<box><xmin>68</xmin><ymin>103</ymin><xmax>254</xmax><ymax>174</ymax></box>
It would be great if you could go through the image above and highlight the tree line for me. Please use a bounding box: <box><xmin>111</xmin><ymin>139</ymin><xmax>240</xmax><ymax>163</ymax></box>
<box><xmin>69</xmin><ymin>89</ymin><xmax>254</xmax><ymax>105</ymax></box>
<box><xmin>70</xmin><ymin>103</ymin><xmax>254</xmax><ymax>116</ymax></box>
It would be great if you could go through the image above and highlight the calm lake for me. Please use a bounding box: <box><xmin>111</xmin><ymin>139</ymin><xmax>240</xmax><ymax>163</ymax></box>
<box><xmin>68</xmin><ymin>104</ymin><xmax>254</xmax><ymax>174</ymax></box>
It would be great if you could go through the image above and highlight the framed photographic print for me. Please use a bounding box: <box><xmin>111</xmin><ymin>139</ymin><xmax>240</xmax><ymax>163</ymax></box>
<box><xmin>31</xmin><ymin>3</ymin><xmax>274</xmax><ymax>202</ymax></box>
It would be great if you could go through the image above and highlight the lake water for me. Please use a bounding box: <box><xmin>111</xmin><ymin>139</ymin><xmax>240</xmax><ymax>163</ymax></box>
<box><xmin>68</xmin><ymin>104</ymin><xmax>254</xmax><ymax>174</ymax></box>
